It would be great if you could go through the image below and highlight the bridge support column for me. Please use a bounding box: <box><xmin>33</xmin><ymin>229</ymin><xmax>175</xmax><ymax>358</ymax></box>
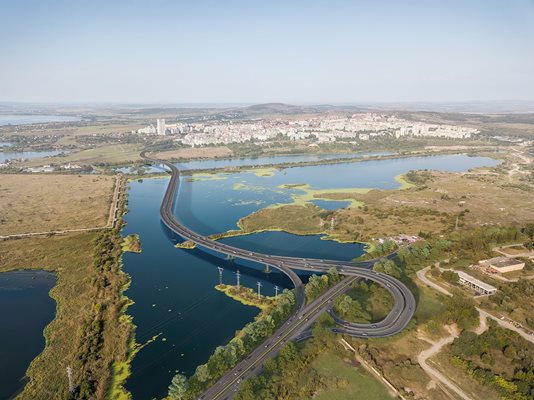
<box><xmin>264</xmin><ymin>264</ymin><xmax>271</xmax><ymax>273</ymax></box>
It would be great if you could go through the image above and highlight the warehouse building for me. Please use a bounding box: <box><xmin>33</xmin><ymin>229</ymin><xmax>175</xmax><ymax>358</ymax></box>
<box><xmin>457</xmin><ymin>271</ymin><xmax>498</xmax><ymax>295</ymax></box>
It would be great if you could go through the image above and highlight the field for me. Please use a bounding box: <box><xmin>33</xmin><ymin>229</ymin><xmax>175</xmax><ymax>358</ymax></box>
<box><xmin>154</xmin><ymin>146</ymin><xmax>233</xmax><ymax>160</ymax></box>
<box><xmin>0</xmin><ymin>174</ymin><xmax>114</xmax><ymax>235</ymax></box>
<box><xmin>311</xmin><ymin>351</ymin><xmax>394</xmax><ymax>400</ymax></box>
<box><xmin>0</xmin><ymin>233</ymin><xmax>131</xmax><ymax>399</ymax></box>
<box><xmin>20</xmin><ymin>143</ymin><xmax>144</xmax><ymax>167</ymax></box>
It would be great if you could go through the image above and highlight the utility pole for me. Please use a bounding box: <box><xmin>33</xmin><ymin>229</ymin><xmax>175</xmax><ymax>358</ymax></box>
<box><xmin>236</xmin><ymin>270</ymin><xmax>241</xmax><ymax>289</ymax></box>
<box><xmin>455</xmin><ymin>215</ymin><xmax>459</xmax><ymax>230</ymax></box>
<box><xmin>66</xmin><ymin>366</ymin><xmax>74</xmax><ymax>393</ymax></box>
<box><xmin>217</xmin><ymin>267</ymin><xmax>224</xmax><ymax>285</ymax></box>
<box><xmin>274</xmin><ymin>285</ymin><xmax>279</xmax><ymax>299</ymax></box>
<box><xmin>256</xmin><ymin>282</ymin><xmax>262</xmax><ymax>298</ymax></box>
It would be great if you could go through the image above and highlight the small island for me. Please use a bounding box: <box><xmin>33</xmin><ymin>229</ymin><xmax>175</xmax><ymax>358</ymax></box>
<box><xmin>215</xmin><ymin>284</ymin><xmax>275</xmax><ymax>312</ymax></box>
<box><xmin>121</xmin><ymin>234</ymin><xmax>142</xmax><ymax>253</ymax></box>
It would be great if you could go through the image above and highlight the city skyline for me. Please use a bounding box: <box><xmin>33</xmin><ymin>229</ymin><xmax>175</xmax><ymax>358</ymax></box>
<box><xmin>1</xmin><ymin>0</ymin><xmax>534</xmax><ymax>104</ymax></box>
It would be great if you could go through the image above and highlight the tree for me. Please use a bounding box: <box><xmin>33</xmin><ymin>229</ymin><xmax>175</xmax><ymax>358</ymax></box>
<box><xmin>195</xmin><ymin>364</ymin><xmax>210</xmax><ymax>383</ymax></box>
<box><xmin>168</xmin><ymin>374</ymin><xmax>188</xmax><ymax>400</ymax></box>
<box><xmin>372</xmin><ymin>259</ymin><xmax>402</xmax><ymax>278</ymax></box>
<box><xmin>441</xmin><ymin>270</ymin><xmax>459</xmax><ymax>284</ymax></box>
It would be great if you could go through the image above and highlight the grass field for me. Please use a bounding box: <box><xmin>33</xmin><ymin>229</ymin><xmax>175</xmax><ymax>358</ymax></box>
<box><xmin>0</xmin><ymin>174</ymin><xmax>114</xmax><ymax>235</ymax></box>
<box><xmin>21</xmin><ymin>143</ymin><xmax>143</xmax><ymax>167</ymax></box>
<box><xmin>0</xmin><ymin>234</ymin><xmax>103</xmax><ymax>398</ymax></box>
<box><xmin>312</xmin><ymin>351</ymin><xmax>394</xmax><ymax>400</ymax></box>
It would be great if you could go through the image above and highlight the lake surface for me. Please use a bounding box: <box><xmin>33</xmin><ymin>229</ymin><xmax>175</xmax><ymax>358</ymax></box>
<box><xmin>0</xmin><ymin>150</ymin><xmax>65</xmax><ymax>163</ymax></box>
<box><xmin>122</xmin><ymin>153</ymin><xmax>499</xmax><ymax>399</ymax></box>
<box><xmin>175</xmin><ymin>151</ymin><xmax>394</xmax><ymax>170</ymax></box>
<box><xmin>115</xmin><ymin>151</ymin><xmax>393</xmax><ymax>174</ymax></box>
<box><xmin>0</xmin><ymin>270</ymin><xmax>56</xmax><ymax>399</ymax></box>
<box><xmin>0</xmin><ymin>115</ymin><xmax>80</xmax><ymax>126</ymax></box>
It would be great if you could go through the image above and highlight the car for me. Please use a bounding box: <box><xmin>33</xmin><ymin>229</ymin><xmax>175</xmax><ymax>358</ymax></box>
<box><xmin>362</xmin><ymin>332</ymin><xmax>368</xmax><ymax>336</ymax></box>
<box><xmin>372</xmin><ymin>324</ymin><xmax>377</xmax><ymax>328</ymax></box>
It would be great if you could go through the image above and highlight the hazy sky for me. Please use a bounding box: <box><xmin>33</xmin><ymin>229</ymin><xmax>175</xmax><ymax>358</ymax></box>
<box><xmin>1</xmin><ymin>0</ymin><xmax>534</xmax><ymax>104</ymax></box>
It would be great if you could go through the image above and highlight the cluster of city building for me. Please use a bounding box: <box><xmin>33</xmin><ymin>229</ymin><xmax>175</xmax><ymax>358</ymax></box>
<box><xmin>134</xmin><ymin>114</ymin><xmax>480</xmax><ymax>146</ymax></box>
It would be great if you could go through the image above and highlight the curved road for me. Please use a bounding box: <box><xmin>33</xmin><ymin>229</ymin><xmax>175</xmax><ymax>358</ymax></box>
<box><xmin>141</xmin><ymin>152</ymin><xmax>416</xmax><ymax>399</ymax></box>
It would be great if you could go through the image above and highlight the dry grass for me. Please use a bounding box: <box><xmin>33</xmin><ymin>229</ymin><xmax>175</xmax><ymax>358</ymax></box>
<box><xmin>21</xmin><ymin>143</ymin><xmax>143</xmax><ymax>167</ymax></box>
<box><xmin>154</xmin><ymin>146</ymin><xmax>233</xmax><ymax>160</ymax></box>
<box><xmin>0</xmin><ymin>174</ymin><xmax>114</xmax><ymax>235</ymax></box>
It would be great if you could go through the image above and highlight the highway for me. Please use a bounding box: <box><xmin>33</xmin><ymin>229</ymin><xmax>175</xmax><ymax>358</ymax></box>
<box><xmin>141</xmin><ymin>151</ymin><xmax>416</xmax><ymax>400</ymax></box>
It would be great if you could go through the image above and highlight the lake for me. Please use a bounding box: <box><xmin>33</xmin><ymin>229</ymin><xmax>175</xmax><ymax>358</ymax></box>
<box><xmin>0</xmin><ymin>150</ymin><xmax>66</xmax><ymax>163</ymax></box>
<box><xmin>0</xmin><ymin>115</ymin><xmax>80</xmax><ymax>126</ymax></box>
<box><xmin>0</xmin><ymin>270</ymin><xmax>56</xmax><ymax>399</ymax></box>
<box><xmin>121</xmin><ymin>153</ymin><xmax>499</xmax><ymax>399</ymax></box>
<box><xmin>114</xmin><ymin>151</ymin><xmax>394</xmax><ymax>174</ymax></box>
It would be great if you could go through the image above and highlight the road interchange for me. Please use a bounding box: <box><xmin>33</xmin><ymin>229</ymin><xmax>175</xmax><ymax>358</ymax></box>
<box><xmin>141</xmin><ymin>152</ymin><xmax>416</xmax><ymax>399</ymax></box>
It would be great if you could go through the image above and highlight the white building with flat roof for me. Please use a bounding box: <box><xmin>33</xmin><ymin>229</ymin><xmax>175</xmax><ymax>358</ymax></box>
<box><xmin>485</xmin><ymin>257</ymin><xmax>525</xmax><ymax>274</ymax></box>
<box><xmin>457</xmin><ymin>271</ymin><xmax>497</xmax><ymax>295</ymax></box>
<box><xmin>157</xmin><ymin>119</ymin><xmax>166</xmax><ymax>136</ymax></box>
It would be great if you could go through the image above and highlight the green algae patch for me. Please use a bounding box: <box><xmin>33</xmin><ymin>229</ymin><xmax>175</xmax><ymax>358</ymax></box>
<box><xmin>121</xmin><ymin>234</ymin><xmax>142</xmax><ymax>253</ymax></box>
<box><xmin>108</xmin><ymin>333</ymin><xmax>161</xmax><ymax>400</ymax></box>
<box><xmin>248</xmin><ymin>167</ymin><xmax>278</xmax><ymax>177</ymax></box>
<box><xmin>187</xmin><ymin>173</ymin><xmax>228</xmax><ymax>182</ymax></box>
<box><xmin>394</xmin><ymin>173</ymin><xmax>416</xmax><ymax>189</ymax></box>
<box><xmin>276</xmin><ymin>183</ymin><xmax>369</xmax><ymax>208</ymax></box>
<box><xmin>216</xmin><ymin>284</ymin><xmax>275</xmax><ymax>313</ymax></box>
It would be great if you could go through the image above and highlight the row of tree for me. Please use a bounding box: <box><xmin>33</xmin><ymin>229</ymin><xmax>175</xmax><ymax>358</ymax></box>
<box><xmin>168</xmin><ymin>267</ymin><xmax>342</xmax><ymax>399</ymax></box>
<box><xmin>450</xmin><ymin>323</ymin><xmax>534</xmax><ymax>399</ymax></box>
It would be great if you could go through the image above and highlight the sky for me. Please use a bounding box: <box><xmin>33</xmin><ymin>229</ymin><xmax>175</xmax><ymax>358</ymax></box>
<box><xmin>1</xmin><ymin>0</ymin><xmax>534</xmax><ymax>104</ymax></box>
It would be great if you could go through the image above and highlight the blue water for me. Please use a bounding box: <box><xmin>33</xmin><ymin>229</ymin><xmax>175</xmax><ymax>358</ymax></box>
<box><xmin>122</xmin><ymin>179</ymin><xmax>298</xmax><ymax>400</ymax></box>
<box><xmin>0</xmin><ymin>150</ymin><xmax>65</xmax><ymax>163</ymax></box>
<box><xmin>175</xmin><ymin>151</ymin><xmax>394</xmax><ymax>170</ymax></box>
<box><xmin>114</xmin><ymin>152</ymin><xmax>393</xmax><ymax>175</ymax></box>
<box><xmin>0</xmin><ymin>270</ymin><xmax>56</xmax><ymax>399</ymax></box>
<box><xmin>0</xmin><ymin>115</ymin><xmax>80</xmax><ymax>126</ymax></box>
<box><xmin>310</xmin><ymin>199</ymin><xmax>351</xmax><ymax>210</ymax></box>
<box><xmin>122</xmin><ymin>153</ymin><xmax>499</xmax><ymax>399</ymax></box>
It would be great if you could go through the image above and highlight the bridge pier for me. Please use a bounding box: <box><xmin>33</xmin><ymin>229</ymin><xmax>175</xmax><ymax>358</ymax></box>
<box><xmin>263</xmin><ymin>264</ymin><xmax>271</xmax><ymax>273</ymax></box>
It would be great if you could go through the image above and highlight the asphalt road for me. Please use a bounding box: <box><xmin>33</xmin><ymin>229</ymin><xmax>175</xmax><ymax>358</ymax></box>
<box><xmin>141</xmin><ymin>152</ymin><xmax>416</xmax><ymax>400</ymax></box>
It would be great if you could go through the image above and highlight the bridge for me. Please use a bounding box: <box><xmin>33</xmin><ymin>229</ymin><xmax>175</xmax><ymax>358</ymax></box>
<box><xmin>141</xmin><ymin>151</ymin><xmax>416</xmax><ymax>399</ymax></box>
